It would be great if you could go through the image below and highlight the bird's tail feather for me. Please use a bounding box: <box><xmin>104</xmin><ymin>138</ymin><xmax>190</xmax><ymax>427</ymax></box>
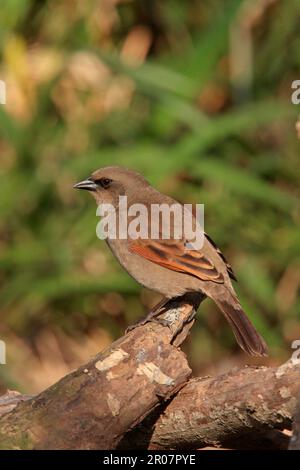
<box><xmin>213</xmin><ymin>293</ymin><xmax>268</xmax><ymax>357</ymax></box>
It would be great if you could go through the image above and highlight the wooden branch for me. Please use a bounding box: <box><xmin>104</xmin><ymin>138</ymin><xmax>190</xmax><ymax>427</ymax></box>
<box><xmin>120</xmin><ymin>360</ymin><xmax>300</xmax><ymax>450</ymax></box>
<box><xmin>289</xmin><ymin>391</ymin><xmax>300</xmax><ymax>449</ymax></box>
<box><xmin>1</xmin><ymin>293</ymin><xmax>299</xmax><ymax>450</ymax></box>
<box><xmin>0</xmin><ymin>294</ymin><xmax>202</xmax><ymax>450</ymax></box>
<box><xmin>2</xmin><ymin>361</ymin><xmax>299</xmax><ymax>450</ymax></box>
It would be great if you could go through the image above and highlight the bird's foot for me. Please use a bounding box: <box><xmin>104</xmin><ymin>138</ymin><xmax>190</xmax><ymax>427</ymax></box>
<box><xmin>125</xmin><ymin>297</ymin><xmax>170</xmax><ymax>334</ymax></box>
<box><xmin>125</xmin><ymin>318</ymin><xmax>147</xmax><ymax>334</ymax></box>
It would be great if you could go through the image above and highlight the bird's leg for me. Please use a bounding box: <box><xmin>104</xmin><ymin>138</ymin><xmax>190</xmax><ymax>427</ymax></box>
<box><xmin>125</xmin><ymin>297</ymin><xmax>170</xmax><ymax>333</ymax></box>
<box><xmin>170</xmin><ymin>305</ymin><xmax>197</xmax><ymax>340</ymax></box>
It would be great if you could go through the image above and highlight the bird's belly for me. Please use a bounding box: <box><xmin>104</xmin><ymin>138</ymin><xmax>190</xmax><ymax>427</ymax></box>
<box><xmin>106</xmin><ymin>239</ymin><xmax>199</xmax><ymax>298</ymax></box>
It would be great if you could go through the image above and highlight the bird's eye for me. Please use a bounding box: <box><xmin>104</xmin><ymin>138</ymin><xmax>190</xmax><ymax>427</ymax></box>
<box><xmin>97</xmin><ymin>177</ymin><xmax>112</xmax><ymax>189</ymax></box>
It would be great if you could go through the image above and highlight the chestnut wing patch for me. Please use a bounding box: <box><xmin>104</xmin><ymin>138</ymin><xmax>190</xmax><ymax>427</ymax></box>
<box><xmin>129</xmin><ymin>240</ymin><xmax>224</xmax><ymax>283</ymax></box>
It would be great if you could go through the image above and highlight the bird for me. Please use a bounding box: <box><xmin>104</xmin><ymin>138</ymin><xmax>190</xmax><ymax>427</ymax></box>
<box><xmin>74</xmin><ymin>166</ymin><xmax>267</xmax><ymax>357</ymax></box>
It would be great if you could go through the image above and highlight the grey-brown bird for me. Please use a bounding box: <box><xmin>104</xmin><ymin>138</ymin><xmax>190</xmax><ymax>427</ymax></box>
<box><xmin>74</xmin><ymin>166</ymin><xmax>267</xmax><ymax>356</ymax></box>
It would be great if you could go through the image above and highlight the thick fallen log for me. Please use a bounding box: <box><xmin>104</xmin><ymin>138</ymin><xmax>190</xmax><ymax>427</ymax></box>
<box><xmin>0</xmin><ymin>293</ymin><xmax>299</xmax><ymax>450</ymax></box>
<box><xmin>2</xmin><ymin>361</ymin><xmax>299</xmax><ymax>450</ymax></box>
<box><xmin>0</xmin><ymin>294</ymin><xmax>201</xmax><ymax>450</ymax></box>
<box><xmin>120</xmin><ymin>360</ymin><xmax>300</xmax><ymax>449</ymax></box>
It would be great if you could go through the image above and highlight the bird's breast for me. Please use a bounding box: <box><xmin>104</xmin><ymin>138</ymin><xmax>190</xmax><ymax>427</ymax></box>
<box><xmin>105</xmin><ymin>238</ymin><xmax>191</xmax><ymax>297</ymax></box>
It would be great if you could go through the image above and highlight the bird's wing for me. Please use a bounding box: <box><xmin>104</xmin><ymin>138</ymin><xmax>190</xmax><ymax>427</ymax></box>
<box><xmin>129</xmin><ymin>238</ymin><xmax>224</xmax><ymax>283</ymax></box>
<box><xmin>204</xmin><ymin>232</ymin><xmax>237</xmax><ymax>281</ymax></box>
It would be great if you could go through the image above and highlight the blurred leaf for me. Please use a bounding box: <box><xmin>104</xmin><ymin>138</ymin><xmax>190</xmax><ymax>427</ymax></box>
<box><xmin>192</xmin><ymin>157</ymin><xmax>298</xmax><ymax>210</ymax></box>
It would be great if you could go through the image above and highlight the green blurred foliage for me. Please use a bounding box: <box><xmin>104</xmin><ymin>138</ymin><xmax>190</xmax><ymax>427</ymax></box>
<box><xmin>0</xmin><ymin>0</ymin><xmax>300</xmax><ymax>391</ymax></box>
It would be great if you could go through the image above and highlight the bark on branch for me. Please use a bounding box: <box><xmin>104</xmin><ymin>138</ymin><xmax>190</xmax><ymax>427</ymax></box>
<box><xmin>0</xmin><ymin>294</ymin><xmax>299</xmax><ymax>450</ymax></box>
<box><xmin>0</xmin><ymin>294</ymin><xmax>201</xmax><ymax>450</ymax></box>
<box><xmin>289</xmin><ymin>392</ymin><xmax>300</xmax><ymax>450</ymax></box>
<box><xmin>121</xmin><ymin>360</ymin><xmax>300</xmax><ymax>449</ymax></box>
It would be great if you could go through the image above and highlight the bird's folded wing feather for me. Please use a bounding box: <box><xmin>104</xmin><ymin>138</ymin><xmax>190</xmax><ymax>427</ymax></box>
<box><xmin>129</xmin><ymin>239</ymin><xmax>224</xmax><ymax>283</ymax></box>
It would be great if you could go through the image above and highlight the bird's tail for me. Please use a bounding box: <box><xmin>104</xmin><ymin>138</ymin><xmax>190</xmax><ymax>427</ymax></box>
<box><xmin>213</xmin><ymin>291</ymin><xmax>268</xmax><ymax>357</ymax></box>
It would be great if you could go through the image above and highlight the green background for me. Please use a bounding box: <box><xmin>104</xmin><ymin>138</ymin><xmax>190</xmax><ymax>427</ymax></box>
<box><xmin>0</xmin><ymin>0</ymin><xmax>300</xmax><ymax>393</ymax></box>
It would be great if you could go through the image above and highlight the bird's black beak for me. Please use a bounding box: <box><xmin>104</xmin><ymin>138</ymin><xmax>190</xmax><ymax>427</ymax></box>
<box><xmin>73</xmin><ymin>178</ymin><xmax>97</xmax><ymax>192</ymax></box>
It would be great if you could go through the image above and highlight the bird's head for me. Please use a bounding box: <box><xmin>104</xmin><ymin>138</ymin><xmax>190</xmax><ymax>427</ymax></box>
<box><xmin>74</xmin><ymin>166</ymin><xmax>149</xmax><ymax>206</ymax></box>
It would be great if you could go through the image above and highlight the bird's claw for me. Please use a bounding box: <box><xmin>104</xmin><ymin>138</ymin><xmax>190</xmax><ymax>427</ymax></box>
<box><xmin>125</xmin><ymin>321</ymin><xmax>146</xmax><ymax>334</ymax></box>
